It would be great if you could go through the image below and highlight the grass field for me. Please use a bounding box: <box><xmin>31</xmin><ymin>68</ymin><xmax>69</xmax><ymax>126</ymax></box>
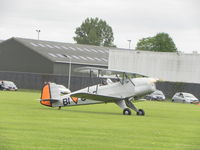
<box><xmin>0</xmin><ymin>90</ymin><xmax>200</xmax><ymax>150</ymax></box>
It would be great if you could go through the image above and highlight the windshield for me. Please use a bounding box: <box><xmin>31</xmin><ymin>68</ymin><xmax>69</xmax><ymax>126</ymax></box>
<box><xmin>4</xmin><ymin>81</ymin><xmax>16</xmax><ymax>87</ymax></box>
<box><xmin>185</xmin><ymin>95</ymin><xmax>195</xmax><ymax>98</ymax></box>
<box><xmin>183</xmin><ymin>93</ymin><xmax>195</xmax><ymax>98</ymax></box>
<box><xmin>153</xmin><ymin>91</ymin><xmax>163</xmax><ymax>95</ymax></box>
<box><xmin>156</xmin><ymin>93</ymin><xmax>163</xmax><ymax>95</ymax></box>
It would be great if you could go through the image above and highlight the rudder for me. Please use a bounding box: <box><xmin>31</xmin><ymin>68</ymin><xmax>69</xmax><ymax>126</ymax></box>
<box><xmin>40</xmin><ymin>83</ymin><xmax>52</xmax><ymax>107</ymax></box>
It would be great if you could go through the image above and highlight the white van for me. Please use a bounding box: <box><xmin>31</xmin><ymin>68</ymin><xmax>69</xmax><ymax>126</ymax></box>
<box><xmin>0</xmin><ymin>81</ymin><xmax>18</xmax><ymax>91</ymax></box>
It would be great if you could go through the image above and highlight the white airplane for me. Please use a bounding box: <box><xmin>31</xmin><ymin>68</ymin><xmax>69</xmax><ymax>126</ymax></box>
<box><xmin>40</xmin><ymin>67</ymin><xmax>157</xmax><ymax>115</ymax></box>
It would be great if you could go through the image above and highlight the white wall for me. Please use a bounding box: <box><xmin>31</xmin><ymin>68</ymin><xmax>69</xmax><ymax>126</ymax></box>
<box><xmin>109</xmin><ymin>50</ymin><xmax>200</xmax><ymax>83</ymax></box>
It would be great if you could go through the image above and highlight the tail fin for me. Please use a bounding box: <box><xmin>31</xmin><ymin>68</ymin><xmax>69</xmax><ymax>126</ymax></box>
<box><xmin>40</xmin><ymin>82</ymin><xmax>61</xmax><ymax>107</ymax></box>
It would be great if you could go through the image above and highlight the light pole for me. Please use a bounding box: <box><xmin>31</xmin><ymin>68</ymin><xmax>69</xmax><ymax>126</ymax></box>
<box><xmin>67</xmin><ymin>56</ymin><xmax>72</xmax><ymax>89</ymax></box>
<box><xmin>36</xmin><ymin>29</ymin><xmax>41</xmax><ymax>40</ymax></box>
<box><xmin>127</xmin><ymin>40</ymin><xmax>131</xmax><ymax>49</ymax></box>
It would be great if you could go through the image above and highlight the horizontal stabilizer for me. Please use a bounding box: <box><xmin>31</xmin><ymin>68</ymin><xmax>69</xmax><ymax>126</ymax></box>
<box><xmin>39</xmin><ymin>99</ymin><xmax>60</xmax><ymax>102</ymax></box>
<box><xmin>70</xmin><ymin>92</ymin><xmax>122</xmax><ymax>102</ymax></box>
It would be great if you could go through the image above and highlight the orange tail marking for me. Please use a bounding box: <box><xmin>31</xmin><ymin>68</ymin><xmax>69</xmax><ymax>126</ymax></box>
<box><xmin>40</xmin><ymin>83</ymin><xmax>52</xmax><ymax>107</ymax></box>
<box><xmin>41</xmin><ymin>84</ymin><xmax>51</xmax><ymax>99</ymax></box>
<box><xmin>71</xmin><ymin>97</ymin><xmax>78</xmax><ymax>103</ymax></box>
<box><xmin>41</xmin><ymin>100</ymin><xmax>52</xmax><ymax>107</ymax></box>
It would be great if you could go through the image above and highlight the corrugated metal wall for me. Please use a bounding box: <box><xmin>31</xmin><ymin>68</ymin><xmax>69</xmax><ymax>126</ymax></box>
<box><xmin>0</xmin><ymin>38</ymin><xmax>54</xmax><ymax>74</ymax></box>
<box><xmin>109</xmin><ymin>49</ymin><xmax>200</xmax><ymax>84</ymax></box>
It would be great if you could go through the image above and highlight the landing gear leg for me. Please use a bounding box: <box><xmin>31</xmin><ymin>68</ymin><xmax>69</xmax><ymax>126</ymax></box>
<box><xmin>115</xmin><ymin>100</ymin><xmax>145</xmax><ymax>116</ymax></box>
<box><xmin>115</xmin><ymin>100</ymin><xmax>132</xmax><ymax>115</ymax></box>
<box><xmin>125</xmin><ymin>100</ymin><xmax>145</xmax><ymax>116</ymax></box>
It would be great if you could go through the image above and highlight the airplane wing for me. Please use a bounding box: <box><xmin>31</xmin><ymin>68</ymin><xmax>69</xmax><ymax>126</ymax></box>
<box><xmin>74</xmin><ymin>66</ymin><xmax>147</xmax><ymax>77</ymax></box>
<box><xmin>70</xmin><ymin>92</ymin><xmax>123</xmax><ymax>102</ymax></box>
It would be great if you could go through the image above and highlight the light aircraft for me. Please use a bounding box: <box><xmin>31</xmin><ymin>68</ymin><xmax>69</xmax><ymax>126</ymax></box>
<box><xmin>40</xmin><ymin>67</ymin><xmax>157</xmax><ymax>115</ymax></box>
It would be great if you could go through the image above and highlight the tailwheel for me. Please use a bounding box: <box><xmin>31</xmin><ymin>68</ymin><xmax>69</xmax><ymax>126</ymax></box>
<box><xmin>136</xmin><ymin>109</ymin><xmax>145</xmax><ymax>116</ymax></box>
<box><xmin>123</xmin><ymin>108</ymin><xmax>132</xmax><ymax>115</ymax></box>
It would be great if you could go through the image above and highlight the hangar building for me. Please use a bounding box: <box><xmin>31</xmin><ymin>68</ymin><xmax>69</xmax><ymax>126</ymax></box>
<box><xmin>109</xmin><ymin>49</ymin><xmax>200</xmax><ymax>83</ymax></box>
<box><xmin>109</xmin><ymin>49</ymin><xmax>200</xmax><ymax>98</ymax></box>
<box><xmin>0</xmin><ymin>37</ymin><xmax>124</xmax><ymax>90</ymax></box>
<box><xmin>0</xmin><ymin>37</ymin><xmax>109</xmax><ymax>76</ymax></box>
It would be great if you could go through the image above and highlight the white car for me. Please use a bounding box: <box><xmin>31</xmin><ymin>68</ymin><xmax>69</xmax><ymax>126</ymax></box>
<box><xmin>172</xmin><ymin>92</ymin><xmax>199</xmax><ymax>104</ymax></box>
<box><xmin>0</xmin><ymin>80</ymin><xmax>18</xmax><ymax>91</ymax></box>
<box><xmin>145</xmin><ymin>90</ymin><xmax>165</xmax><ymax>100</ymax></box>
<box><xmin>57</xmin><ymin>84</ymin><xmax>71</xmax><ymax>94</ymax></box>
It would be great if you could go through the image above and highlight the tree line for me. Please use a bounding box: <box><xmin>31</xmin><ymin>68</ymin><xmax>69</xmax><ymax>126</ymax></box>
<box><xmin>73</xmin><ymin>17</ymin><xmax>177</xmax><ymax>52</ymax></box>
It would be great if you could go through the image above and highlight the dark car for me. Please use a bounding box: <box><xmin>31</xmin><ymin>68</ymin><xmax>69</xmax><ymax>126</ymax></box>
<box><xmin>0</xmin><ymin>81</ymin><xmax>18</xmax><ymax>91</ymax></box>
<box><xmin>145</xmin><ymin>90</ymin><xmax>165</xmax><ymax>101</ymax></box>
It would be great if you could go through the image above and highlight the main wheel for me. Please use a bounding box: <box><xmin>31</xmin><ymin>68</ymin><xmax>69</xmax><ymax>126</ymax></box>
<box><xmin>137</xmin><ymin>109</ymin><xmax>145</xmax><ymax>116</ymax></box>
<box><xmin>123</xmin><ymin>108</ymin><xmax>131</xmax><ymax>115</ymax></box>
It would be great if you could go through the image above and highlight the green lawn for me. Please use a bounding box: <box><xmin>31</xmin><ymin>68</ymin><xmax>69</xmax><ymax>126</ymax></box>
<box><xmin>0</xmin><ymin>90</ymin><xmax>199</xmax><ymax>150</ymax></box>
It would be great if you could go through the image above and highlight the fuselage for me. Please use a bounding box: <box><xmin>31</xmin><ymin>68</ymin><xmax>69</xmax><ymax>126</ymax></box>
<box><xmin>72</xmin><ymin>77</ymin><xmax>156</xmax><ymax>99</ymax></box>
<box><xmin>41</xmin><ymin>77</ymin><xmax>156</xmax><ymax>107</ymax></box>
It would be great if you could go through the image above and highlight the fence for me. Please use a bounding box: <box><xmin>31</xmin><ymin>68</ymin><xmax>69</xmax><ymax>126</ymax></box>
<box><xmin>156</xmin><ymin>81</ymin><xmax>200</xmax><ymax>100</ymax></box>
<box><xmin>0</xmin><ymin>71</ymin><xmax>99</xmax><ymax>91</ymax></box>
<box><xmin>0</xmin><ymin>71</ymin><xmax>200</xmax><ymax>99</ymax></box>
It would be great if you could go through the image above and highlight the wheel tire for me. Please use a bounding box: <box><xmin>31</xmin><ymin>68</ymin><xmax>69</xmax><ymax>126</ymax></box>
<box><xmin>123</xmin><ymin>108</ymin><xmax>131</xmax><ymax>115</ymax></box>
<box><xmin>172</xmin><ymin>99</ymin><xmax>175</xmax><ymax>102</ymax></box>
<box><xmin>137</xmin><ymin>109</ymin><xmax>145</xmax><ymax>116</ymax></box>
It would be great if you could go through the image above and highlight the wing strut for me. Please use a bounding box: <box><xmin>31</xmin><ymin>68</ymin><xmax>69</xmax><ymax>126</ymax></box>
<box><xmin>124</xmin><ymin>73</ymin><xmax>135</xmax><ymax>86</ymax></box>
<box><xmin>125</xmin><ymin>100</ymin><xmax>138</xmax><ymax>112</ymax></box>
<box><xmin>87</xmin><ymin>69</ymin><xmax>92</xmax><ymax>92</ymax></box>
<box><xmin>95</xmin><ymin>69</ymin><xmax>100</xmax><ymax>94</ymax></box>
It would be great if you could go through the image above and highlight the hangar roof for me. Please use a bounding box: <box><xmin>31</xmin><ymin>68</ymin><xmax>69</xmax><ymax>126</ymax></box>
<box><xmin>12</xmin><ymin>37</ymin><xmax>118</xmax><ymax>66</ymax></box>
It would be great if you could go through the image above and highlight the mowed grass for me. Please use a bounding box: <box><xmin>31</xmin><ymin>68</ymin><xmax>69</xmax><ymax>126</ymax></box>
<box><xmin>0</xmin><ymin>90</ymin><xmax>200</xmax><ymax>150</ymax></box>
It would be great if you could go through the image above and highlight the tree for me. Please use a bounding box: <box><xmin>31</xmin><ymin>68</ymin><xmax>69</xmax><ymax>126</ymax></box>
<box><xmin>136</xmin><ymin>33</ymin><xmax>177</xmax><ymax>52</ymax></box>
<box><xmin>73</xmin><ymin>17</ymin><xmax>115</xmax><ymax>47</ymax></box>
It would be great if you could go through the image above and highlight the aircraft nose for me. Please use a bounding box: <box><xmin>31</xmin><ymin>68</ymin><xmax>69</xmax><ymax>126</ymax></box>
<box><xmin>149</xmin><ymin>78</ymin><xmax>159</xmax><ymax>83</ymax></box>
<box><xmin>148</xmin><ymin>78</ymin><xmax>157</xmax><ymax>91</ymax></box>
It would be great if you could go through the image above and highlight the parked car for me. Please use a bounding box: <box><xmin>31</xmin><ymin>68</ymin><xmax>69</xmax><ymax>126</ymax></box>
<box><xmin>0</xmin><ymin>80</ymin><xmax>18</xmax><ymax>91</ymax></box>
<box><xmin>145</xmin><ymin>90</ymin><xmax>165</xmax><ymax>100</ymax></box>
<box><xmin>57</xmin><ymin>84</ymin><xmax>71</xmax><ymax>94</ymax></box>
<box><xmin>172</xmin><ymin>92</ymin><xmax>199</xmax><ymax>104</ymax></box>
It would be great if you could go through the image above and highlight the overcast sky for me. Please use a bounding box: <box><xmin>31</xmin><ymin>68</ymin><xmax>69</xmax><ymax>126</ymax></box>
<box><xmin>0</xmin><ymin>0</ymin><xmax>199</xmax><ymax>53</ymax></box>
